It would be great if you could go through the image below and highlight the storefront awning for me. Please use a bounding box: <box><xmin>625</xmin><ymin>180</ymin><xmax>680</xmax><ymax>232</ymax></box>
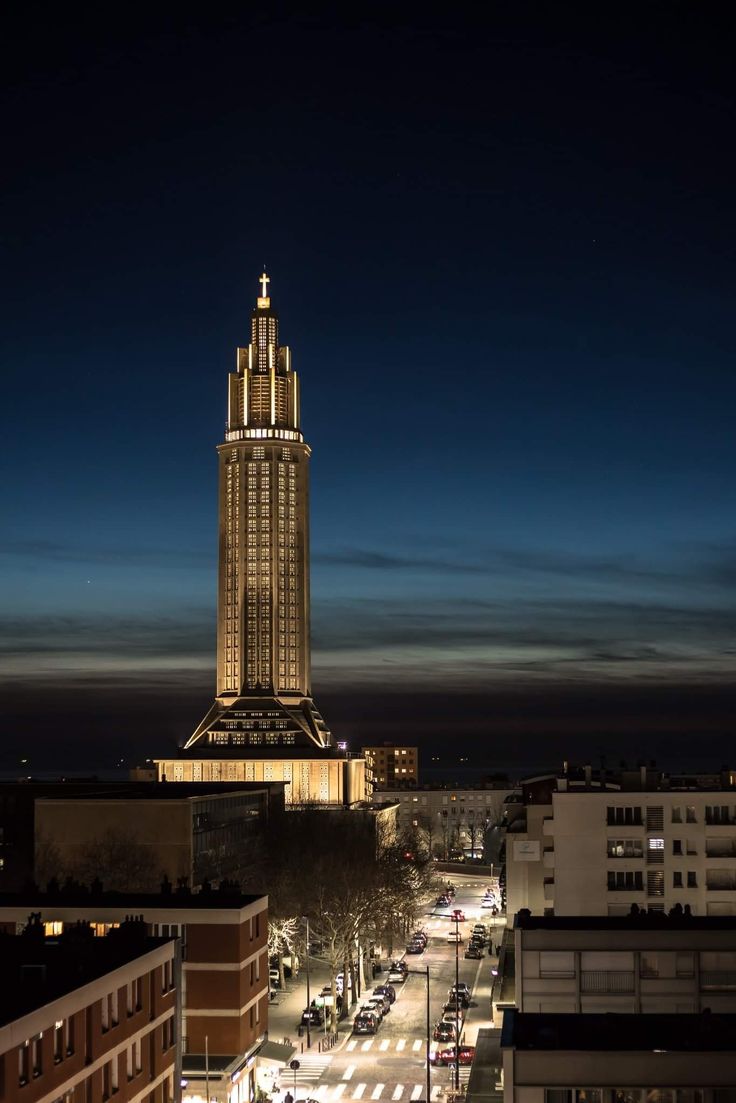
<box><xmin>257</xmin><ymin>1041</ymin><xmax>296</xmax><ymax>1067</ymax></box>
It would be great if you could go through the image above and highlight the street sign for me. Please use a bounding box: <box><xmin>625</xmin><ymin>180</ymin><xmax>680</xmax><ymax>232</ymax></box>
<box><xmin>289</xmin><ymin>1060</ymin><xmax>300</xmax><ymax>1071</ymax></box>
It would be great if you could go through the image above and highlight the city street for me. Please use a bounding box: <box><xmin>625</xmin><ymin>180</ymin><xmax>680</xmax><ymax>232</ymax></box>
<box><xmin>268</xmin><ymin>875</ymin><xmax>502</xmax><ymax>1103</ymax></box>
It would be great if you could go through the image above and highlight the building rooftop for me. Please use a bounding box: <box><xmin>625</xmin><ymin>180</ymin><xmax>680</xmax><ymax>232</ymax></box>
<box><xmin>0</xmin><ymin>780</ymin><xmax>283</xmax><ymax>801</ymax></box>
<box><xmin>502</xmin><ymin>1010</ymin><xmax>736</xmax><ymax>1051</ymax></box>
<box><xmin>0</xmin><ymin>885</ymin><xmax>264</xmax><ymax>910</ymax></box>
<box><xmin>0</xmin><ymin>927</ymin><xmax>171</xmax><ymax>1028</ymax></box>
<box><xmin>515</xmin><ymin>912</ymin><xmax>736</xmax><ymax>931</ymax></box>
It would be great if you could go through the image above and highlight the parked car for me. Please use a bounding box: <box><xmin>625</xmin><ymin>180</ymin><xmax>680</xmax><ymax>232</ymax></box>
<box><xmin>446</xmin><ymin>931</ymin><xmax>463</xmax><ymax>943</ymax></box>
<box><xmin>390</xmin><ymin>960</ymin><xmax>408</xmax><ymax>974</ymax></box>
<box><xmin>451</xmin><ymin>908</ymin><xmax>466</xmax><ymax>922</ymax></box>
<box><xmin>269</xmin><ymin>968</ymin><xmax>281</xmax><ymax>988</ymax></box>
<box><xmin>270</xmin><ymin>955</ymin><xmax>293</xmax><ymax>978</ymax></box>
<box><xmin>373</xmin><ymin>984</ymin><xmax>396</xmax><ymax>1004</ymax></box>
<box><xmin>472</xmin><ymin>924</ymin><xmax>487</xmax><ymax>938</ymax></box>
<box><xmin>430</xmin><ymin>1045</ymin><xmax>476</xmax><ymax>1067</ymax></box>
<box><xmin>435</xmin><ymin>896</ymin><xmax>450</xmax><ymax>908</ymax></box>
<box><xmin>481</xmin><ymin>897</ymin><xmax>495</xmax><ymax>909</ymax></box>
<box><xmin>300</xmin><ymin>1006</ymin><xmax>324</xmax><ymax>1026</ymax></box>
<box><xmin>411</xmin><ymin>931</ymin><xmax>428</xmax><ymax>945</ymax></box>
<box><xmin>353</xmin><ymin>1010</ymin><xmax>379</xmax><ymax>1035</ymax></box>
<box><xmin>444</xmin><ymin>996</ymin><xmax>468</xmax><ymax>1015</ymax></box>
<box><xmin>406</xmin><ymin>940</ymin><xmax>424</xmax><ymax>954</ymax></box>
<box><xmin>450</xmin><ymin>983</ymin><xmax>471</xmax><ymax>998</ymax></box>
<box><xmin>464</xmin><ymin>944</ymin><xmax>483</xmax><ymax>959</ymax></box>
<box><xmin>433</xmin><ymin>1020</ymin><xmax>458</xmax><ymax>1043</ymax></box>
<box><xmin>370</xmin><ymin>989</ymin><xmax>391</xmax><ymax>1013</ymax></box>
<box><xmin>361</xmin><ymin>999</ymin><xmax>384</xmax><ymax>1023</ymax></box>
<box><xmin>388</xmin><ymin>967</ymin><xmax>407</xmax><ymax>983</ymax></box>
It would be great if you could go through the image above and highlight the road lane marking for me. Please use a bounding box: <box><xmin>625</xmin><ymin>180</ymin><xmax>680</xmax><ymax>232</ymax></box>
<box><xmin>392</xmin><ymin>1087</ymin><xmax>404</xmax><ymax>1100</ymax></box>
<box><xmin>346</xmin><ymin>1041</ymin><xmax>357</xmax><ymax>1052</ymax></box>
<box><xmin>411</xmin><ymin>1087</ymin><xmax>422</xmax><ymax>1100</ymax></box>
<box><xmin>353</xmin><ymin>1086</ymin><xmax>367</xmax><ymax>1100</ymax></box>
<box><xmin>342</xmin><ymin>1066</ymin><xmax>355</xmax><ymax>1081</ymax></box>
<box><xmin>332</xmin><ymin>1086</ymin><xmax>347</xmax><ymax>1100</ymax></box>
<box><xmin>396</xmin><ymin>1040</ymin><xmax>406</xmax><ymax>1052</ymax></box>
<box><xmin>430</xmin><ymin>1088</ymin><xmax>443</xmax><ymax>1101</ymax></box>
<box><xmin>361</xmin><ymin>1039</ymin><xmax>374</xmax><ymax>1051</ymax></box>
<box><xmin>370</xmin><ymin>1086</ymin><xmax>384</xmax><ymax>1100</ymax></box>
<box><xmin>379</xmin><ymin>1040</ymin><xmax>390</xmax><ymax>1051</ymax></box>
<box><xmin>411</xmin><ymin>1040</ymin><xmax>422</xmax><ymax>1052</ymax></box>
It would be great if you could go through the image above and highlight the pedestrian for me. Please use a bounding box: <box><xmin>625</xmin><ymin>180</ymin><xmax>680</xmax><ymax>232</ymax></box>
<box><xmin>285</xmin><ymin>1092</ymin><xmax>294</xmax><ymax>1103</ymax></box>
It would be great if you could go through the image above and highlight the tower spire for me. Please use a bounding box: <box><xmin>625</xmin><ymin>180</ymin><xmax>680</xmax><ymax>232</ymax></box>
<box><xmin>257</xmin><ymin>269</ymin><xmax>271</xmax><ymax>309</ymax></box>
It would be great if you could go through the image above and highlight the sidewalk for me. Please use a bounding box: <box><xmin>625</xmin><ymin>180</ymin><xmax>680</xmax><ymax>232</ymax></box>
<box><xmin>267</xmin><ymin>957</ymin><xmax>363</xmax><ymax>1055</ymax></box>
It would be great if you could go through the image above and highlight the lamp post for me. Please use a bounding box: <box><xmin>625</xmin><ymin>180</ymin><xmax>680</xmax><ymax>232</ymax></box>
<box><xmin>453</xmin><ymin>913</ymin><xmax>461</xmax><ymax>1092</ymax></box>
<box><xmin>302</xmin><ymin>915</ymin><xmax>311</xmax><ymax>1049</ymax></box>
<box><xmin>407</xmin><ymin>965</ymin><xmax>431</xmax><ymax>1103</ymax></box>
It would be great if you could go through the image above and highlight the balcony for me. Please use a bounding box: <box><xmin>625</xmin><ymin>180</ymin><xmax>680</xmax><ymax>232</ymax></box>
<box><xmin>701</xmin><ymin>971</ymin><xmax>736</xmax><ymax>989</ymax></box>
<box><xmin>706</xmin><ymin>841</ymin><xmax>736</xmax><ymax>859</ymax></box>
<box><xmin>581</xmin><ymin>970</ymin><xmax>635</xmax><ymax>994</ymax></box>
<box><xmin>706</xmin><ymin>872</ymin><xmax>736</xmax><ymax>891</ymax></box>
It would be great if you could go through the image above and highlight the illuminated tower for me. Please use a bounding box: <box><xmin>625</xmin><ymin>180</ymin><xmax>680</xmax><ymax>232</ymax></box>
<box><xmin>186</xmin><ymin>273</ymin><xmax>331</xmax><ymax>751</ymax></box>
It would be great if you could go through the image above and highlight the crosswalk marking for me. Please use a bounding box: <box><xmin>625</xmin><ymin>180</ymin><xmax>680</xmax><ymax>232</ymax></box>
<box><xmin>411</xmin><ymin>1040</ymin><xmax>422</xmax><ymax>1052</ymax></box>
<box><xmin>430</xmin><ymin>1088</ymin><xmax>443</xmax><ymax>1101</ymax></box>
<box><xmin>353</xmin><ymin>1086</ymin><xmax>367</xmax><ymax>1100</ymax></box>
<box><xmin>370</xmin><ymin>1086</ymin><xmax>384</xmax><ymax>1100</ymax></box>
<box><xmin>346</xmin><ymin>1040</ymin><xmax>358</xmax><ymax>1052</ymax></box>
<box><xmin>410</xmin><ymin>1087</ymin><xmax>423</xmax><ymax>1101</ymax></box>
<box><xmin>361</xmin><ymin>1039</ymin><xmax>374</xmax><ymax>1052</ymax></box>
<box><xmin>392</xmin><ymin>1086</ymin><xmax>404</xmax><ymax>1100</ymax></box>
<box><xmin>379</xmin><ymin>1040</ymin><xmax>390</xmax><ymax>1051</ymax></box>
<box><xmin>332</xmin><ymin>1086</ymin><xmax>346</xmax><ymax>1100</ymax></box>
<box><xmin>342</xmin><ymin>1066</ymin><xmax>355</xmax><ymax>1081</ymax></box>
<box><xmin>396</xmin><ymin>1040</ymin><xmax>405</xmax><ymax>1052</ymax></box>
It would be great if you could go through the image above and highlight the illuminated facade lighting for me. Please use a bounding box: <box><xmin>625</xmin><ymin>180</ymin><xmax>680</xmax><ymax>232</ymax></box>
<box><xmin>185</xmin><ymin>273</ymin><xmax>332</xmax><ymax>752</ymax></box>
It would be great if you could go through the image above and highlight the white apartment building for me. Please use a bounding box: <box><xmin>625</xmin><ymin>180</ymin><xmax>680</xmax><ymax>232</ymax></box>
<box><xmin>500</xmin><ymin>769</ymin><xmax>736</xmax><ymax>920</ymax></box>
<box><xmin>550</xmin><ymin>782</ymin><xmax>736</xmax><ymax>916</ymax></box>
<box><xmin>499</xmin><ymin>1013</ymin><xmax>736</xmax><ymax>1103</ymax></box>
<box><xmin>513</xmin><ymin>913</ymin><xmax>736</xmax><ymax>1014</ymax></box>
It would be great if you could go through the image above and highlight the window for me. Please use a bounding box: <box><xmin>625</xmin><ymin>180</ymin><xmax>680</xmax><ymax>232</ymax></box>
<box><xmin>65</xmin><ymin>1016</ymin><xmax>75</xmax><ymax>1056</ymax></box>
<box><xmin>18</xmin><ymin>1041</ymin><xmax>30</xmax><ymax>1085</ymax></box>
<box><xmin>687</xmin><ymin>871</ymin><xmax>697</xmax><ymax>888</ymax></box>
<box><xmin>608</xmin><ymin>870</ymin><xmax>644</xmax><ymax>890</ymax></box>
<box><xmin>607</xmin><ymin>806</ymin><xmax>643</xmax><ymax>826</ymax></box>
<box><xmin>672</xmin><ymin>806</ymin><xmax>682</xmax><ymax>823</ymax></box>
<box><xmin>686</xmin><ymin>806</ymin><xmax>697</xmax><ymax>823</ymax></box>
<box><xmin>608</xmin><ymin>839</ymin><xmax>643</xmax><ymax>858</ymax></box>
<box><xmin>673</xmin><ymin>871</ymin><xmax>683</xmax><ymax>887</ymax></box>
<box><xmin>676</xmin><ymin>952</ymin><xmax>695</xmax><ymax>977</ymax></box>
<box><xmin>53</xmin><ymin>1021</ymin><xmax>63</xmax><ymax>1063</ymax></box>
<box><xmin>673</xmin><ymin>839</ymin><xmax>683</xmax><ymax>855</ymax></box>
<box><xmin>134</xmin><ymin>1039</ymin><xmax>142</xmax><ymax>1074</ymax></box>
<box><xmin>31</xmin><ymin>1034</ymin><xmax>42</xmax><ymax>1078</ymax></box>
<box><xmin>539</xmin><ymin>951</ymin><xmax>575</xmax><ymax>977</ymax></box>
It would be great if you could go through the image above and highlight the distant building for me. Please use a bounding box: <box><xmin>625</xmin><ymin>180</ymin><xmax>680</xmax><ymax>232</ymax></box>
<box><xmin>362</xmin><ymin>746</ymin><xmax>419</xmax><ymax>789</ymax></box>
<box><xmin>500</xmin><ymin>1011</ymin><xmax>736</xmax><ymax>1102</ymax></box>
<box><xmin>502</xmin><ymin>765</ymin><xmax>736</xmax><ymax>919</ymax></box>
<box><xmin>153</xmin><ymin>275</ymin><xmax>367</xmax><ymax>806</ymax></box>
<box><xmin>380</xmin><ymin>784</ymin><xmax>513</xmax><ymax>858</ymax></box>
<box><xmin>0</xmin><ymin>780</ymin><xmax>283</xmax><ymax>893</ymax></box>
<box><xmin>0</xmin><ymin>920</ymin><xmax>179</xmax><ymax>1103</ymax></box>
<box><xmin>0</xmin><ymin>886</ymin><xmax>268</xmax><ymax>1103</ymax></box>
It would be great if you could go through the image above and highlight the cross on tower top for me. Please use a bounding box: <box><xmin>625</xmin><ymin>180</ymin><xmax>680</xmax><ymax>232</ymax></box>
<box><xmin>259</xmin><ymin>270</ymin><xmax>270</xmax><ymax>299</ymax></box>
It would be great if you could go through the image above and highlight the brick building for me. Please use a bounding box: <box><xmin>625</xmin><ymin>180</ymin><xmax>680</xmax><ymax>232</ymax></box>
<box><xmin>0</xmin><ymin>920</ymin><xmax>179</xmax><ymax>1103</ymax></box>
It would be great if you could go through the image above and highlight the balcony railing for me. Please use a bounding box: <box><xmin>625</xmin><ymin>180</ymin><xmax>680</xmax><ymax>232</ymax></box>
<box><xmin>701</xmin><ymin>971</ymin><xmax>736</xmax><ymax>989</ymax></box>
<box><xmin>581</xmin><ymin>970</ymin><xmax>635</xmax><ymax>994</ymax></box>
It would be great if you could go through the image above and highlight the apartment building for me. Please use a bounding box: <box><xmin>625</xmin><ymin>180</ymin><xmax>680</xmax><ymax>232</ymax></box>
<box><xmin>500</xmin><ymin>767</ymin><xmax>736</xmax><ymax>919</ymax></box>
<box><xmin>0</xmin><ymin>887</ymin><xmax>268</xmax><ymax>1103</ymax></box>
<box><xmin>0</xmin><ymin>921</ymin><xmax>179</xmax><ymax>1103</ymax></box>
<box><xmin>362</xmin><ymin>746</ymin><xmax>419</xmax><ymax>789</ymax></box>
<box><xmin>513</xmin><ymin>912</ymin><xmax>736</xmax><ymax>1014</ymax></box>
<box><xmin>381</xmin><ymin>784</ymin><xmax>513</xmax><ymax>857</ymax></box>
<box><xmin>500</xmin><ymin>1012</ymin><xmax>736</xmax><ymax>1103</ymax></box>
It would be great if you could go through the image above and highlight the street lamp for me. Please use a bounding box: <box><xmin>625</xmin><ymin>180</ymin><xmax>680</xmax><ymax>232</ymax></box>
<box><xmin>406</xmin><ymin>965</ymin><xmax>431</xmax><ymax>1103</ymax></box>
<box><xmin>453</xmin><ymin>913</ymin><xmax>461</xmax><ymax>1092</ymax></box>
<box><xmin>302</xmin><ymin>915</ymin><xmax>311</xmax><ymax>1049</ymax></box>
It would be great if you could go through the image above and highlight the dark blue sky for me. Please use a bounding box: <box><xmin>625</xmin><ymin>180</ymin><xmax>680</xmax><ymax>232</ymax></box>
<box><xmin>2</xmin><ymin>5</ymin><xmax>735</xmax><ymax>771</ymax></box>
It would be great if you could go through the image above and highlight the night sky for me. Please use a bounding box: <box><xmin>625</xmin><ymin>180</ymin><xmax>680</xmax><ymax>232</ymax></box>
<box><xmin>2</xmin><ymin>5</ymin><xmax>735</xmax><ymax>774</ymax></box>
